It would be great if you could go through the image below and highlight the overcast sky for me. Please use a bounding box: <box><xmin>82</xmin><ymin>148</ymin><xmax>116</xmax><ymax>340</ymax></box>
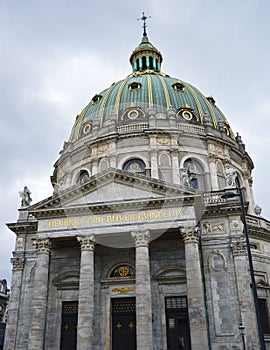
<box><xmin>1</xmin><ymin>0</ymin><xmax>270</xmax><ymax>284</ymax></box>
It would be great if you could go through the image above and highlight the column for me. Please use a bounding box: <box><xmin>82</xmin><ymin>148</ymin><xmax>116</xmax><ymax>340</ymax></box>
<box><xmin>92</xmin><ymin>159</ymin><xmax>98</xmax><ymax>175</ymax></box>
<box><xmin>109</xmin><ymin>152</ymin><xmax>117</xmax><ymax>168</ymax></box>
<box><xmin>77</xmin><ymin>235</ymin><xmax>96</xmax><ymax>350</ymax></box>
<box><xmin>4</xmin><ymin>255</ymin><xmax>24</xmax><ymax>350</ymax></box>
<box><xmin>28</xmin><ymin>238</ymin><xmax>51</xmax><ymax>349</ymax></box>
<box><xmin>131</xmin><ymin>230</ymin><xmax>153</xmax><ymax>350</ymax></box>
<box><xmin>146</xmin><ymin>56</ymin><xmax>150</xmax><ymax>69</ymax></box>
<box><xmin>150</xmin><ymin>149</ymin><xmax>159</xmax><ymax>179</ymax></box>
<box><xmin>231</xmin><ymin>242</ymin><xmax>260</xmax><ymax>348</ymax></box>
<box><xmin>171</xmin><ymin>149</ymin><xmax>180</xmax><ymax>184</ymax></box>
<box><xmin>139</xmin><ymin>58</ymin><xmax>143</xmax><ymax>71</ymax></box>
<box><xmin>208</xmin><ymin>157</ymin><xmax>219</xmax><ymax>190</ymax></box>
<box><xmin>180</xmin><ymin>227</ymin><xmax>209</xmax><ymax>349</ymax></box>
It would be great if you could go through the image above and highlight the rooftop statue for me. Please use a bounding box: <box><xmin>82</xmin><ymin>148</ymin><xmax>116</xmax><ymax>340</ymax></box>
<box><xmin>19</xmin><ymin>186</ymin><xmax>32</xmax><ymax>208</ymax></box>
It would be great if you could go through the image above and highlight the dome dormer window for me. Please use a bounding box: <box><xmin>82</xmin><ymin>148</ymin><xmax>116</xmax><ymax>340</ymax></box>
<box><xmin>178</xmin><ymin>106</ymin><xmax>198</xmax><ymax>123</ymax></box>
<box><xmin>172</xmin><ymin>82</ymin><xmax>185</xmax><ymax>92</ymax></box>
<box><xmin>207</xmin><ymin>96</ymin><xmax>216</xmax><ymax>105</ymax></box>
<box><xmin>121</xmin><ymin>107</ymin><xmax>145</xmax><ymax>122</ymax></box>
<box><xmin>80</xmin><ymin>122</ymin><xmax>93</xmax><ymax>137</ymax></box>
<box><xmin>91</xmin><ymin>94</ymin><xmax>102</xmax><ymax>105</ymax></box>
<box><xmin>128</xmin><ymin>82</ymin><xmax>142</xmax><ymax>91</ymax></box>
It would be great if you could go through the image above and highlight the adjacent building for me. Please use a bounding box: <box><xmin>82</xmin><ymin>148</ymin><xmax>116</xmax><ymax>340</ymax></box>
<box><xmin>0</xmin><ymin>279</ymin><xmax>9</xmax><ymax>349</ymax></box>
<box><xmin>4</xmin><ymin>26</ymin><xmax>270</xmax><ymax>350</ymax></box>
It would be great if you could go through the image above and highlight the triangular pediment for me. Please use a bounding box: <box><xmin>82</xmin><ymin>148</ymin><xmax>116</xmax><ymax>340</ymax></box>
<box><xmin>29</xmin><ymin>169</ymin><xmax>197</xmax><ymax>218</ymax></box>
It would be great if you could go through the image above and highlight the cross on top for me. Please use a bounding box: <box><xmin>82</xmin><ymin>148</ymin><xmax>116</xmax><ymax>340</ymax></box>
<box><xmin>137</xmin><ymin>12</ymin><xmax>151</xmax><ymax>36</ymax></box>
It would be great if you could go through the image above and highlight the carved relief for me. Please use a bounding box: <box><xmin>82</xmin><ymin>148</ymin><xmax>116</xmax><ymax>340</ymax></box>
<box><xmin>156</xmin><ymin>136</ymin><xmax>171</xmax><ymax>146</ymax></box>
<box><xmin>208</xmin><ymin>250</ymin><xmax>227</xmax><ymax>272</ymax></box>
<box><xmin>203</xmin><ymin>222</ymin><xmax>225</xmax><ymax>233</ymax></box>
<box><xmin>77</xmin><ymin>235</ymin><xmax>96</xmax><ymax>251</ymax></box>
<box><xmin>97</xmin><ymin>144</ymin><xmax>109</xmax><ymax>155</ymax></box>
<box><xmin>214</xmin><ymin>145</ymin><xmax>224</xmax><ymax>155</ymax></box>
<box><xmin>16</xmin><ymin>237</ymin><xmax>24</xmax><ymax>249</ymax></box>
<box><xmin>231</xmin><ymin>220</ymin><xmax>241</xmax><ymax>232</ymax></box>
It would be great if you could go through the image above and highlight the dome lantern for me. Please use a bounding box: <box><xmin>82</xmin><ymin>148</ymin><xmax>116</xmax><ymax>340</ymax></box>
<box><xmin>130</xmin><ymin>12</ymin><xmax>163</xmax><ymax>73</ymax></box>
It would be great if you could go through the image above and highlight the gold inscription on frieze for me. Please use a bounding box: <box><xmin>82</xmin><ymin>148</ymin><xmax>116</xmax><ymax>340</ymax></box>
<box><xmin>47</xmin><ymin>208</ymin><xmax>182</xmax><ymax>229</ymax></box>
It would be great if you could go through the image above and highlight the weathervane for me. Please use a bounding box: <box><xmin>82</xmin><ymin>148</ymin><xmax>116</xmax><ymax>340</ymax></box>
<box><xmin>137</xmin><ymin>12</ymin><xmax>151</xmax><ymax>36</ymax></box>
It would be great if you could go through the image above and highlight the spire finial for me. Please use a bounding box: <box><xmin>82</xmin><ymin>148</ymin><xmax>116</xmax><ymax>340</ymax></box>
<box><xmin>137</xmin><ymin>12</ymin><xmax>151</xmax><ymax>36</ymax></box>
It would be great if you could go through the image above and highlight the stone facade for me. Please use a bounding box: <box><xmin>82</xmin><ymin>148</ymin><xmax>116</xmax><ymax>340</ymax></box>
<box><xmin>4</xmin><ymin>30</ymin><xmax>270</xmax><ymax>350</ymax></box>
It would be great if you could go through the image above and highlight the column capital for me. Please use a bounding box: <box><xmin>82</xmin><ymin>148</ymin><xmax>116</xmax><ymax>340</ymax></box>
<box><xmin>170</xmin><ymin>148</ymin><xmax>179</xmax><ymax>157</ymax></box>
<box><xmin>131</xmin><ymin>230</ymin><xmax>150</xmax><ymax>247</ymax></box>
<box><xmin>231</xmin><ymin>242</ymin><xmax>247</xmax><ymax>256</ymax></box>
<box><xmin>32</xmin><ymin>238</ymin><xmax>52</xmax><ymax>253</ymax></box>
<box><xmin>10</xmin><ymin>257</ymin><xmax>24</xmax><ymax>270</ymax></box>
<box><xmin>180</xmin><ymin>226</ymin><xmax>200</xmax><ymax>244</ymax></box>
<box><xmin>77</xmin><ymin>235</ymin><xmax>96</xmax><ymax>251</ymax></box>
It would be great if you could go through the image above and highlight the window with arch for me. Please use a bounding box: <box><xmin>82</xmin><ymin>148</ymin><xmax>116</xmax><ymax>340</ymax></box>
<box><xmin>123</xmin><ymin>158</ymin><xmax>146</xmax><ymax>176</ymax></box>
<box><xmin>109</xmin><ymin>264</ymin><xmax>135</xmax><ymax>279</ymax></box>
<box><xmin>142</xmin><ymin>56</ymin><xmax>147</xmax><ymax>70</ymax></box>
<box><xmin>183</xmin><ymin>158</ymin><xmax>205</xmax><ymax>191</ymax></box>
<box><xmin>77</xmin><ymin>170</ymin><xmax>90</xmax><ymax>184</ymax></box>
<box><xmin>149</xmin><ymin>56</ymin><xmax>153</xmax><ymax>69</ymax></box>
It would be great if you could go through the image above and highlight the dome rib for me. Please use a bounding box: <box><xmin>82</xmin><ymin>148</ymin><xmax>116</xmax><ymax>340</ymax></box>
<box><xmin>184</xmin><ymin>83</ymin><xmax>205</xmax><ymax>124</ymax></box>
<box><xmin>157</xmin><ymin>75</ymin><xmax>171</xmax><ymax>109</ymax></box>
<box><xmin>190</xmin><ymin>84</ymin><xmax>218</xmax><ymax>127</ymax></box>
<box><xmin>114</xmin><ymin>79</ymin><xmax>129</xmax><ymax>125</ymax></box>
<box><xmin>147</xmin><ymin>75</ymin><xmax>153</xmax><ymax>106</ymax></box>
<box><xmin>99</xmin><ymin>80</ymin><xmax>123</xmax><ymax>127</ymax></box>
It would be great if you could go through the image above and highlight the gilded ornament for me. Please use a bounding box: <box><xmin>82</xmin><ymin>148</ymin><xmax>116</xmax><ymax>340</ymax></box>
<box><xmin>112</xmin><ymin>287</ymin><xmax>135</xmax><ymax>294</ymax></box>
<box><xmin>119</xmin><ymin>266</ymin><xmax>129</xmax><ymax>277</ymax></box>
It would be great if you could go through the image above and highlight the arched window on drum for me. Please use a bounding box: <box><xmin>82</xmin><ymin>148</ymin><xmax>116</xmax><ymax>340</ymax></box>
<box><xmin>183</xmin><ymin>158</ymin><xmax>205</xmax><ymax>191</ymax></box>
<box><xmin>123</xmin><ymin>158</ymin><xmax>146</xmax><ymax>176</ymax></box>
<box><xmin>77</xmin><ymin>170</ymin><xmax>90</xmax><ymax>184</ymax></box>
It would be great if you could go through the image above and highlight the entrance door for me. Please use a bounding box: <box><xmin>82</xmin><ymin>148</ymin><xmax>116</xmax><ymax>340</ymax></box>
<box><xmin>166</xmin><ymin>296</ymin><xmax>191</xmax><ymax>350</ymax></box>
<box><xmin>60</xmin><ymin>301</ymin><xmax>78</xmax><ymax>350</ymax></box>
<box><xmin>112</xmin><ymin>297</ymin><xmax>136</xmax><ymax>350</ymax></box>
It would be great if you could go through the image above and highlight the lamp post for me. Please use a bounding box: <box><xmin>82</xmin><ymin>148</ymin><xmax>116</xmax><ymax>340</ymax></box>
<box><xmin>238</xmin><ymin>322</ymin><xmax>246</xmax><ymax>350</ymax></box>
<box><xmin>221</xmin><ymin>188</ymin><xmax>265</xmax><ymax>350</ymax></box>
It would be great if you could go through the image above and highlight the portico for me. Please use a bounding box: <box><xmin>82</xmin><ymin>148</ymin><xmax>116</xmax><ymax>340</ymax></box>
<box><xmin>17</xmin><ymin>172</ymin><xmax>206</xmax><ymax>350</ymax></box>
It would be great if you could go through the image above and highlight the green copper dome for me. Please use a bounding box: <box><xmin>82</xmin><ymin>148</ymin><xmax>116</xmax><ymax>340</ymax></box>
<box><xmin>69</xmin><ymin>35</ymin><xmax>233</xmax><ymax>142</ymax></box>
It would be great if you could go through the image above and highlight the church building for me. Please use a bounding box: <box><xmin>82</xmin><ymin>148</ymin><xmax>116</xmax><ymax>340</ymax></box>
<box><xmin>4</xmin><ymin>17</ymin><xmax>270</xmax><ymax>350</ymax></box>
